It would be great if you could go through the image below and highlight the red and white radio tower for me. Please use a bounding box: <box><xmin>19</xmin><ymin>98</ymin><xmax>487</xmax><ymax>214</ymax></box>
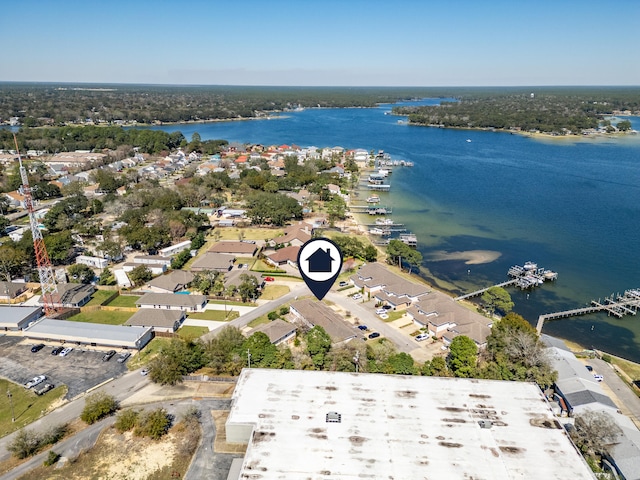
<box><xmin>13</xmin><ymin>134</ymin><xmax>59</xmax><ymax>316</ymax></box>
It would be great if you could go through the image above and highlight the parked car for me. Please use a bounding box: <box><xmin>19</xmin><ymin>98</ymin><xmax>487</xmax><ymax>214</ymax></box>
<box><xmin>375</xmin><ymin>308</ymin><xmax>386</xmax><ymax>315</ymax></box>
<box><xmin>102</xmin><ymin>350</ymin><xmax>116</xmax><ymax>362</ymax></box>
<box><xmin>34</xmin><ymin>383</ymin><xmax>55</xmax><ymax>395</ymax></box>
<box><xmin>117</xmin><ymin>352</ymin><xmax>131</xmax><ymax>363</ymax></box>
<box><xmin>415</xmin><ymin>333</ymin><xmax>429</xmax><ymax>342</ymax></box>
<box><xmin>31</xmin><ymin>343</ymin><xmax>45</xmax><ymax>353</ymax></box>
<box><xmin>264</xmin><ymin>277</ymin><xmax>275</xmax><ymax>282</ymax></box>
<box><xmin>140</xmin><ymin>368</ymin><xmax>149</xmax><ymax>376</ymax></box>
<box><xmin>352</xmin><ymin>293</ymin><xmax>362</xmax><ymax>300</ymax></box>
<box><xmin>339</xmin><ymin>281</ymin><xmax>348</xmax><ymax>287</ymax></box>
<box><xmin>51</xmin><ymin>346</ymin><xmax>63</xmax><ymax>355</ymax></box>
<box><xmin>585</xmin><ymin>365</ymin><xmax>593</xmax><ymax>372</ymax></box>
<box><xmin>24</xmin><ymin>375</ymin><xmax>46</xmax><ymax>389</ymax></box>
<box><xmin>357</xmin><ymin>325</ymin><xmax>368</xmax><ymax>331</ymax></box>
<box><xmin>593</xmin><ymin>374</ymin><xmax>603</xmax><ymax>382</ymax></box>
<box><xmin>382</xmin><ymin>305</ymin><xmax>392</xmax><ymax>310</ymax></box>
<box><xmin>59</xmin><ymin>347</ymin><xmax>73</xmax><ymax>357</ymax></box>
<box><xmin>368</xmin><ymin>332</ymin><xmax>381</xmax><ymax>339</ymax></box>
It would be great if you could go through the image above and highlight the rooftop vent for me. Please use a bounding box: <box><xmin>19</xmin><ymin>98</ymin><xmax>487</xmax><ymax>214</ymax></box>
<box><xmin>326</xmin><ymin>412</ymin><xmax>342</xmax><ymax>423</ymax></box>
<box><xmin>478</xmin><ymin>420</ymin><xmax>493</xmax><ymax>429</ymax></box>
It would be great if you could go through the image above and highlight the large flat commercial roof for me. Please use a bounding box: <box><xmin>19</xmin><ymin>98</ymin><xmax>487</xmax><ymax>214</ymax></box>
<box><xmin>0</xmin><ymin>306</ymin><xmax>42</xmax><ymax>326</ymax></box>
<box><xmin>227</xmin><ymin>369</ymin><xmax>593</xmax><ymax>479</ymax></box>
<box><xmin>24</xmin><ymin>318</ymin><xmax>152</xmax><ymax>349</ymax></box>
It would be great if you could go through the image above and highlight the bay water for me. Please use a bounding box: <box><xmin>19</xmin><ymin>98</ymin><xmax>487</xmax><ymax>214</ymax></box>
<box><xmin>147</xmin><ymin>102</ymin><xmax>640</xmax><ymax>362</ymax></box>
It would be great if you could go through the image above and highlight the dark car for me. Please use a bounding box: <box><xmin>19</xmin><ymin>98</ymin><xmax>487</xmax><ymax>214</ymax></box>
<box><xmin>368</xmin><ymin>332</ymin><xmax>381</xmax><ymax>339</ymax></box>
<box><xmin>357</xmin><ymin>325</ymin><xmax>368</xmax><ymax>331</ymax></box>
<box><xmin>51</xmin><ymin>346</ymin><xmax>63</xmax><ymax>355</ymax></box>
<box><xmin>585</xmin><ymin>365</ymin><xmax>593</xmax><ymax>372</ymax></box>
<box><xmin>102</xmin><ymin>350</ymin><xmax>116</xmax><ymax>362</ymax></box>
<box><xmin>34</xmin><ymin>383</ymin><xmax>55</xmax><ymax>396</ymax></box>
<box><xmin>31</xmin><ymin>343</ymin><xmax>45</xmax><ymax>353</ymax></box>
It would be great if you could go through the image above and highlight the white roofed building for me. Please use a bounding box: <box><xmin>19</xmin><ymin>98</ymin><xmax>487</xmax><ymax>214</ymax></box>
<box><xmin>226</xmin><ymin>369</ymin><xmax>594</xmax><ymax>479</ymax></box>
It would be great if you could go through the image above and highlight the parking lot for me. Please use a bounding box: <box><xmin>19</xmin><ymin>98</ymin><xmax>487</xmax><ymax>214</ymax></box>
<box><xmin>0</xmin><ymin>336</ymin><xmax>129</xmax><ymax>399</ymax></box>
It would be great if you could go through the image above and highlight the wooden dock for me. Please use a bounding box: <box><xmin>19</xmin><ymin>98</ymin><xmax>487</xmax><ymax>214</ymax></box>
<box><xmin>536</xmin><ymin>288</ymin><xmax>640</xmax><ymax>334</ymax></box>
<box><xmin>454</xmin><ymin>280</ymin><xmax>517</xmax><ymax>301</ymax></box>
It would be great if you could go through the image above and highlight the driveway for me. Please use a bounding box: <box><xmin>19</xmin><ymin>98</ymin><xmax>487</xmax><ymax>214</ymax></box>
<box><xmin>0</xmin><ymin>336</ymin><xmax>129</xmax><ymax>399</ymax></box>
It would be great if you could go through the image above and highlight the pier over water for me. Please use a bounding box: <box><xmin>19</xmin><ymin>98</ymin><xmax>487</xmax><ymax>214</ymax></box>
<box><xmin>536</xmin><ymin>289</ymin><xmax>640</xmax><ymax>334</ymax></box>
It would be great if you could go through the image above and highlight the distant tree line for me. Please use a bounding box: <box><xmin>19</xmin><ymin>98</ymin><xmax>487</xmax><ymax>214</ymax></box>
<box><xmin>0</xmin><ymin>83</ymin><xmax>459</xmax><ymax>126</ymax></box>
<box><xmin>394</xmin><ymin>88</ymin><xmax>640</xmax><ymax>134</ymax></box>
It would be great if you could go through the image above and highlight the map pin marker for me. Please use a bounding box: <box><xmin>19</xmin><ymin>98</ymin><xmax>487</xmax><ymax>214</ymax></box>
<box><xmin>297</xmin><ymin>238</ymin><xmax>344</xmax><ymax>301</ymax></box>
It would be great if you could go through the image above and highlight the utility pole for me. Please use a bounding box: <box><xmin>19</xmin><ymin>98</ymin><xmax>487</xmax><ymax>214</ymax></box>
<box><xmin>7</xmin><ymin>389</ymin><xmax>15</xmax><ymax>422</ymax></box>
<box><xmin>353</xmin><ymin>351</ymin><xmax>360</xmax><ymax>373</ymax></box>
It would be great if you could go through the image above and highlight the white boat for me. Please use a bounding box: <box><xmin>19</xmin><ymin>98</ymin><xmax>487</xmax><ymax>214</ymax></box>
<box><xmin>375</xmin><ymin>218</ymin><xmax>394</xmax><ymax>225</ymax></box>
<box><xmin>366</xmin><ymin>195</ymin><xmax>380</xmax><ymax>203</ymax></box>
<box><xmin>523</xmin><ymin>261</ymin><xmax>537</xmax><ymax>271</ymax></box>
<box><xmin>370</xmin><ymin>228</ymin><xmax>391</xmax><ymax>236</ymax></box>
<box><xmin>466</xmin><ymin>139</ymin><xmax>472</xmax><ymax>143</ymax></box>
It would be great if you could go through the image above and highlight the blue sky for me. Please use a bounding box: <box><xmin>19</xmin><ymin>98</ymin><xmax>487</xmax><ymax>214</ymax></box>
<box><xmin>2</xmin><ymin>0</ymin><xmax>639</xmax><ymax>86</ymax></box>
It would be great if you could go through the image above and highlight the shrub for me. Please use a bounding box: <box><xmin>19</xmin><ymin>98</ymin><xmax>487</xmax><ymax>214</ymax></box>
<box><xmin>267</xmin><ymin>311</ymin><xmax>279</xmax><ymax>321</ymax></box>
<box><xmin>279</xmin><ymin>306</ymin><xmax>289</xmax><ymax>316</ymax></box>
<box><xmin>80</xmin><ymin>392</ymin><xmax>119</xmax><ymax>425</ymax></box>
<box><xmin>115</xmin><ymin>409</ymin><xmax>140</xmax><ymax>433</ymax></box>
<box><xmin>134</xmin><ymin>408</ymin><xmax>172</xmax><ymax>440</ymax></box>
<box><xmin>8</xmin><ymin>424</ymin><xmax>68</xmax><ymax>460</ymax></box>
<box><xmin>601</xmin><ymin>354</ymin><xmax>612</xmax><ymax>363</ymax></box>
<box><xmin>44</xmin><ymin>450</ymin><xmax>60</xmax><ymax>467</ymax></box>
<box><xmin>8</xmin><ymin>429</ymin><xmax>41</xmax><ymax>459</ymax></box>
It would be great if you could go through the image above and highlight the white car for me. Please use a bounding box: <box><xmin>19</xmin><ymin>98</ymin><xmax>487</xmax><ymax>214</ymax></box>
<box><xmin>352</xmin><ymin>293</ymin><xmax>362</xmax><ymax>300</ymax></box>
<box><xmin>375</xmin><ymin>308</ymin><xmax>386</xmax><ymax>315</ymax></box>
<box><xmin>593</xmin><ymin>374</ymin><xmax>603</xmax><ymax>382</ymax></box>
<box><xmin>25</xmin><ymin>375</ymin><xmax>46</xmax><ymax>389</ymax></box>
<box><xmin>59</xmin><ymin>347</ymin><xmax>73</xmax><ymax>357</ymax></box>
<box><xmin>415</xmin><ymin>333</ymin><xmax>429</xmax><ymax>342</ymax></box>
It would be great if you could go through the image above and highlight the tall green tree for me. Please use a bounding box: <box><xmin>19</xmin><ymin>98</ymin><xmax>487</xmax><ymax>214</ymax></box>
<box><xmin>448</xmin><ymin>335</ymin><xmax>478</xmax><ymax>378</ymax></box>
<box><xmin>306</xmin><ymin>325</ymin><xmax>332</xmax><ymax>369</ymax></box>
<box><xmin>481</xmin><ymin>286</ymin><xmax>514</xmax><ymax>316</ymax></box>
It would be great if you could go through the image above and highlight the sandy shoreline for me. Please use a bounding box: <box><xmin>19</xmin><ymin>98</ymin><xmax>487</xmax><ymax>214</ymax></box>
<box><xmin>427</xmin><ymin>249</ymin><xmax>502</xmax><ymax>265</ymax></box>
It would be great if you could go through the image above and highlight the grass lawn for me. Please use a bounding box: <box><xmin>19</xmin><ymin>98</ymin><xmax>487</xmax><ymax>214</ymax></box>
<box><xmin>382</xmin><ymin>311</ymin><xmax>406</xmax><ymax>322</ymax></box>
<box><xmin>251</xmin><ymin>259</ymin><xmax>286</xmax><ymax>273</ymax></box>
<box><xmin>86</xmin><ymin>290</ymin><xmax>117</xmax><ymax>306</ymax></box>
<box><xmin>104</xmin><ymin>295</ymin><xmax>140</xmax><ymax>308</ymax></box>
<box><xmin>260</xmin><ymin>285</ymin><xmax>290</xmax><ymax>300</ymax></box>
<box><xmin>128</xmin><ymin>338</ymin><xmax>172</xmax><ymax>370</ymax></box>
<box><xmin>66</xmin><ymin>310</ymin><xmax>133</xmax><ymax>325</ymax></box>
<box><xmin>247</xmin><ymin>316</ymin><xmax>271</xmax><ymax>328</ymax></box>
<box><xmin>187</xmin><ymin>310</ymin><xmax>240</xmax><ymax>321</ymax></box>
<box><xmin>208</xmin><ymin>299</ymin><xmax>256</xmax><ymax>307</ymax></box>
<box><xmin>177</xmin><ymin>325</ymin><xmax>209</xmax><ymax>340</ymax></box>
<box><xmin>212</xmin><ymin>226</ymin><xmax>283</xmax><ymax>241</ymax></box>
<box><xmin>0</xmin><ymin>379</ymin><xmax>67</xmax><ymax>438</ymax></box>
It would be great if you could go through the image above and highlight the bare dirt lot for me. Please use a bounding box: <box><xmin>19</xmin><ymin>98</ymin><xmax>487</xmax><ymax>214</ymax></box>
<box><xmin>0</xmin><ymin>336</ymin><xmax>129</xmax><ymax>399</ymax></box>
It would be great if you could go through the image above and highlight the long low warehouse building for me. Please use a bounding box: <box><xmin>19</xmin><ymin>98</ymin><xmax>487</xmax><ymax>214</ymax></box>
<box><xmin>23</xmin><ymin>318</ymin><xmax>154</xmax><ymax>350</ymax></box>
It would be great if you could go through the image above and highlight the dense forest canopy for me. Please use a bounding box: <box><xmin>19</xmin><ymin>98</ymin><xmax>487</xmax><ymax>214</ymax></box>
<box><xmin>0</xmin><ymin>83</ymin><xmax>456</xmax><ymax>125</ymax></box>
<box><xmin>1</xmin><ymin>84</ymin><xmax>638</xmax><ymax>137</ymax></box>
<box><xmin>393</xmin><ymin>87</ymin><xmax>640</xmax><ymax>134</ymax></box>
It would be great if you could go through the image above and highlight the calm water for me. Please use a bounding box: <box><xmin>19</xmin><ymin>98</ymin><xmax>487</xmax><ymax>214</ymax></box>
<box><xmin>147</xmin><ymin>103</ymin><xmax>640</xmax><ymax>362</ymax></box>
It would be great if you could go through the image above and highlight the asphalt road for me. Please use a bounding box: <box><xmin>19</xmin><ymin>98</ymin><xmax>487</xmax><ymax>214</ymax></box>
<box><xmin>590</xmin><ymin>357</ymin><xmax>640</xmax><ymax>425</ymax></box>
<box><xmin>0</xmin><ymin>369</ymin><xmax>150</xmax><ymax>463</ymax></box>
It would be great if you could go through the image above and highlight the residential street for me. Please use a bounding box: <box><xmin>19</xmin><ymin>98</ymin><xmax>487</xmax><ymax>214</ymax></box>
<box><xmin>590</xmin><ymin>358</ymin><xmax>640</xmax><ymax>427</ymax></box>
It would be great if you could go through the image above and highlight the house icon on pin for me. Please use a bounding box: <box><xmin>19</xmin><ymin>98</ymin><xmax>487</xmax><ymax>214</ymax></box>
<box><xmin>305</xmin><ymin>248</ymin><xmax>335</xmax><ymax>273</ymax></box>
